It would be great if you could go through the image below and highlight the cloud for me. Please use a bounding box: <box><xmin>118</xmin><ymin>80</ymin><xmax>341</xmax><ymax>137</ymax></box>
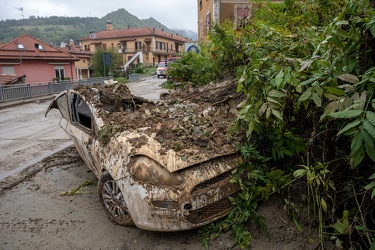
<box><xmin>0</xmin><ymin>0</ymin><xmax>198</xmax><ymax>31</ymax></box>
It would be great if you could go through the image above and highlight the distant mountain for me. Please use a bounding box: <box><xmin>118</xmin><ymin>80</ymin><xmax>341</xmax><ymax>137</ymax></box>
<box><xmin>0</xmin><ymin>8</ymin><xmax>197</xmax><ymax>46</ymax></box>
<box><xmin>173</xmin><ymin>29</ymin><xmax>198</xmax><ymax>41</ymax></box>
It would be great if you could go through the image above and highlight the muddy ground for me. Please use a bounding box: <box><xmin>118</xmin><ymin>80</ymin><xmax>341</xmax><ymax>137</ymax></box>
<box><xmin>0</xmin><ymin>78</ymin><xmax>332</xmax><ymax>249</ymax></box>
<box><xmin>0</xmin><ymin>146</ymin><xmax>327</xmax><ymax>250</ymax></box>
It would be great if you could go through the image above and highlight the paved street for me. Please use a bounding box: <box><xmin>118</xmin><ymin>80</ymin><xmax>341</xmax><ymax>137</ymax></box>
<box><xmin>0</xmin><ymin>76</ymin><xmax>167</xmax><ymax>181</ymax></box>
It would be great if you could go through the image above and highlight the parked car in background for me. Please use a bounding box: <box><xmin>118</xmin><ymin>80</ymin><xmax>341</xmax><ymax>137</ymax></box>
<box><xmin>156</xmin><ymin>61</ymin><xmax>168</xmax><ymax>78</ymax></box>
<box><xmin>45</xmin><ymin>82</ymin><xmax>244</xmax><ymax>231</ymax></box>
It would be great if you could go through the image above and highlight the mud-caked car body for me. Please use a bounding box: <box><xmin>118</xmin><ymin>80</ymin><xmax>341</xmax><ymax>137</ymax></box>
<box><xmin>46</xmin><ymin>83</ymin><xmax>243</xmax><ymax>231</ymax></box>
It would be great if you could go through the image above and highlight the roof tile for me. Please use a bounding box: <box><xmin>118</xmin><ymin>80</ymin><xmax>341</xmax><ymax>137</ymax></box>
<box><xmin>0</xmin><ymin>34</ymin><xmax>79</xmax><ymax>61</ymax></box>
<box><xmin>80</xmin><ymin>27</ymin><xmax>191</xmax><ymax>43</ymax></box>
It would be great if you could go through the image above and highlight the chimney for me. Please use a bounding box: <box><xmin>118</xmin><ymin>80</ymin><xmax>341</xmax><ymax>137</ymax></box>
<box><xmin>89</xmin><ymin>31</ymin><xmax>96</xmax><ymax>39</ymax></box>
<box><xmin>69</xmin><ymin>39</ymin><xmax>74</xmax><ymax>46</ymax></box>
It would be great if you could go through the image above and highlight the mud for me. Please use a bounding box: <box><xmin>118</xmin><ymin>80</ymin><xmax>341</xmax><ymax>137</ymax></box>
<box><xmin>0</xmin><ymin>78</ymin><xmax>329</xmax><ymax>249</ymax></box>
<box><xmin>75</xmin><ymin>80</ymin><xmax>245</xmax><ymax>161</ymax></box>
<box><xmin>0</xmin><ymin>147</ymin><xmax>327</xmax><ymax>250</ymax></box>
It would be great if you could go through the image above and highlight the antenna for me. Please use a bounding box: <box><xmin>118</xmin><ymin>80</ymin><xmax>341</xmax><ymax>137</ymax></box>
<box><xmin>15</xmin><ymin>7</ymin><xmax>24</xmax><ymax>19</ymax></box>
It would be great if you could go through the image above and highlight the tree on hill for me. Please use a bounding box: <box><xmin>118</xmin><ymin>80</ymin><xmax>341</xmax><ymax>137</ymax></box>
<box><xmin>0</xmin><ymin>8</ymin><xmax>196</xmax><ymax>45</ymax></box>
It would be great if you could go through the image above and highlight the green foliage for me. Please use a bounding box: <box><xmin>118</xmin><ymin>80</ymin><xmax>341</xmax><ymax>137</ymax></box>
<box><xmin>134</xmin><ymin>63</ymin><xmax>145</xmax><ymax>74</ymax></box>
<box><xmin>167</xmin><ymin>50</ymin><xmax>217</xmax><ymax>85</ymax></box>
<box><xmin>114</xmin><ymin>77</ymin><xmax>128</xmax><ymax>84</ymax></box>
<box><xmin>0</xmin><ymin>9</ymin><xmax>178</xmax><ymax>45</ymax></box>
<box><xmin>92</xmin><ymin>48</ymin><xmax>123</xmax><ymax>77</ymax></box>
<box><xmin>365</xmin><ymin>172</ymin><xmax>375</xmax><ymax>199</ymax></box>
<box><xmin>294</xmin><ymin>162</ymin><xmax>335</xmax><ymax>245</ymax></box>
<box><xmin>196</xmin><ymin>0</ymin><xmax>375</xmax><ymax>249</ymax></box>
<box><xmin>60</xmin><ymin>178</ymin><xmax>96</xmax><ymax>196</ymax></box>
<box><xmin>98</xmin><ymin>124</ymin><xmax>124</xmax><ymax>145</ymax></box>
<box><xmin>200</xmin><ymin>144</ymin><xmax>292</xmax><ymax>248</ymax></box>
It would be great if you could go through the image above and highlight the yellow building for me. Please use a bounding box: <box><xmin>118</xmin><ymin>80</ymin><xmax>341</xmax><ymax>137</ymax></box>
<box><xmin>61</xmin><ymin>39</ymin><xmax>92</xmax><ymax>80</ymax></box>
<box><xmin>79</xmin><ymin>21</ymin><xmax>191</xmax><ymax>69</ymax></box>
<box><xmin>197</xmin><ymin>0</ymin><xmax>282</xmax><ymax>41</ymax></box>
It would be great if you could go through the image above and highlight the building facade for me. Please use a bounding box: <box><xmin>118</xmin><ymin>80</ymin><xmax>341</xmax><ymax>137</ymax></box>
<box><xmin>79</xmin><ymin>21</ymin><xmax>191</xmax><ymax>68</ymax></box>
<box><xmin>0</xmin><ymin>34</ymin><xmax>79</xmax><ymax>84</ymax></box>
<box><xmin>197</xmin><ymin>0</ymin><xmax>282</xmax><ymax>41</ymax></box>
<box><xmin>61</xmin><ymin>39</ymin><xmax>92</xmax><ymax>80</ymax></box>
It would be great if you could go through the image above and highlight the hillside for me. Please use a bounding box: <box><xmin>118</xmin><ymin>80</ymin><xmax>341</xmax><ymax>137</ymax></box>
<box><xmin>0</xmin><ymin>8</ymin><xmax>197</xmax><ymax>46</ymax></box>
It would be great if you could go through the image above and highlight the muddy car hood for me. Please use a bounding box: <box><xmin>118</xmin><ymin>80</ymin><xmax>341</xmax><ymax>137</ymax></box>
<box><xmin>77</xmin><ymin>83</ymin><xmax>245</xmax><ymax>172</ymax></box>
<box><xmin>114</xmin><ymin>130</ymin><xmax>238</xmax><ymax>172</ymax></box>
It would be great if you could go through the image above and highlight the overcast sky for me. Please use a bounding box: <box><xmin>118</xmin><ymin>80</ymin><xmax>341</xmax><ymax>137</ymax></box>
<box><xmin>0</xmin><ymin>0</ymin><xmax>198</xmax><ymax>32</ymax></box>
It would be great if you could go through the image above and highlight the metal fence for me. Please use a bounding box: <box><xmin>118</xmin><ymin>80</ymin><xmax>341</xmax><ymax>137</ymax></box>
<box><xmin>0</xmin><ymin>77</ymin><xmax>112</xmax><ymax>103</ymax></box>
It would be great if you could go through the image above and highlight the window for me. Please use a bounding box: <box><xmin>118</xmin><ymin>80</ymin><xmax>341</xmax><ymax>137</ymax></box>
<box><xmin>71</xmin><ymin>94</ymin><xmax>92</xmax><ymax>129</ymax></box>
<box><xmin>235</xmin><ymin>5</ymin><xmax>251</xmax><ymax>29</ymax></box>
<box><xmin>2</xmin><ymin>66</ymin><xmax>15</xmax><ymax>74</ymax></box>
<box><xmin>205</xmin><ymin>12</ymin><xmax>211</xmax><ymax>33</ymax></box>
<box><xmin>199</xmin><ymin>21</ymin><xmax>204</xmax><ymax>40</ymax></box>
<box><xmin>117</xmin><ymin>43</ymin><xmax>122</xmax><ymax>53</ymax></box>
<box><xmin>199</xmin><ymin>0</ymin><xmax>203</xmax><ymax>10</ymax></box>
<box><xmin>84</xmin><ymin>45</ymin><xmax>90</xmax><ymax>51</ymax></box>
<box><xmin>17</xmin><ymin>43</ymin><xmax>24</xmax><ymax>49</ymax></box>
<box><xmin>103</xmin><ymin>43</ymin><xmax>107</xmax><ymax>50</ymax></box>
<box><xmin>55</xmin><ymin>93</ymin><xmax>70</xmax><ymax>120</ymax></box>
<box><xmin>135</xmin><ymin>41</ymin><xmax>142</xmax><ymax>50</ymax></box>
<box><xmin>54</xmin><ymin>66</ymin><xmax>65</xmax><ymax>80</ymax></box>
<box><xmin>156</xmin><ymin>42</ymin><xmax>166</xmax><ymax>50</ymax></box>
<box><xmin>35</xmin><ymin>43</ymin><xmax>44</xmax><ymax>50</ymax></box>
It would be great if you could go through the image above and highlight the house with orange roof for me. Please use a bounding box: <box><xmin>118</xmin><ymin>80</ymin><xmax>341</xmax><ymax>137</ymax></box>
<box><xmin>0</xmin><ymin>34</ymin><xmax>79</xmax><ymax>84</ymax></box>
<box><xmin>61</xmin><ymin>39</ymin><xmax>92</xmax><ymax>80</ymax></box>
<box><xmin>79</xmin><ymin>20</ymin><xmax>191</xmax><ymax>68</ymax></box>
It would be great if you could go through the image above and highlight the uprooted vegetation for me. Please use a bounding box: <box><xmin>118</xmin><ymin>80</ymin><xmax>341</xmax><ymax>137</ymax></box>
<box><xmin>75</xmin><ymin>81</ymin><xmax>246</xmax><ymax>161</ymax></box>
<box><xmin>167</xmin><ymin>0</ymin><xmax>375</xmax><ymax>249</ymax></box>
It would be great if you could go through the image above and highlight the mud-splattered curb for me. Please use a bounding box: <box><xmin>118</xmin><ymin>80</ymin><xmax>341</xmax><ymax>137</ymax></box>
<box><xmin>0</xmin><ymin>95</ymin><xmax>55</xmax><ymax>110</ymax></box>
<box><xmin>0</xmin><ymin>146</ymin><xmax>80</xmax><ymax>196</ymax></box>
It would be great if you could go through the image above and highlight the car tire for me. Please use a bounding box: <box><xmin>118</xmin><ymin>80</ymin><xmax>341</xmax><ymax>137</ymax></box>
<box><xmin>157</xmin><ymin>75</ymin><xmax>160</xmax><ymax>78</ymax></box>
<box><xmin>98</xmin><ymin>172</ymin><xmax>134</xmax><ymax>226</ymax></box>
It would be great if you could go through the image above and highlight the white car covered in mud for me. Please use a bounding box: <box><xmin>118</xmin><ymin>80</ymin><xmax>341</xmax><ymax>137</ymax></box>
<box><xmin>45</xmin><ymin>82</ymin><xmax>243</xmax><ymax>231</ymax></box>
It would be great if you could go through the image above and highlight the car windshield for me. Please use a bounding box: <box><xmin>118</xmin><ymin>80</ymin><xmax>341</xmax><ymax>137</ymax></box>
<box><xmin>158</xmin><ymin>62</ymin><xmax>166</xmax><ymax>67</ymax></box>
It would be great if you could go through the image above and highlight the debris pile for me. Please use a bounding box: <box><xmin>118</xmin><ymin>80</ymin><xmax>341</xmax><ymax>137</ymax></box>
<box><xmin>74</xmin><ymin>81</ymin><xmax>246</xmax><ymax>157</ymax></box>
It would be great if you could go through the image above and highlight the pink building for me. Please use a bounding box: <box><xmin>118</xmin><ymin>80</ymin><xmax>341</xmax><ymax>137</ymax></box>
<box><xmin>0</xmin><ymin>34</ymin><xmax>79</xmax><ymax>85</ymax></box>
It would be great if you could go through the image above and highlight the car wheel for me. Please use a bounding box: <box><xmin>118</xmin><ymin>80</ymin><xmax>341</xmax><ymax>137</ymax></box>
<box><xmin>157</xmin><ymin>75</ymin><xmax>160</xmax><ymax>78</ymax></box>
<box><xmin>98</xmin><ymin>172</ymin><xmax>134</xmax><ymax>226</ymax></box>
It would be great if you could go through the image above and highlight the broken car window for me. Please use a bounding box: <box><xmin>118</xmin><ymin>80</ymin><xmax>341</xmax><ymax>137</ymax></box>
<box><xmin>71</xmin><ymin>94</ymin><xmax>92</xmax><ymax>129</ymax></box>
<box><xmin>55</xmin><ymin>93</ymin><xmax>69</xmax><ymax>120</ymax></box>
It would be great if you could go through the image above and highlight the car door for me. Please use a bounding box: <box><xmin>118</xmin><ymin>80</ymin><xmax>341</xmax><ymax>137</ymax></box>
<box><xmin>46</xmin><ymin>91</ymin><xmax>99</xmax><ymax>177</ymax></box>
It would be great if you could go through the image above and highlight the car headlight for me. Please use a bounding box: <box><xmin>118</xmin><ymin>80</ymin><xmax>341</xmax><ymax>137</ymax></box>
<box><xmin>129</xmin><ymin>156</ymin><xmax>184</xmax><ymax>186</ymax></box>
